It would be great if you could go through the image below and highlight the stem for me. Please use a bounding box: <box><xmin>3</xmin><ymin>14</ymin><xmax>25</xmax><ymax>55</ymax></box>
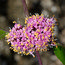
<box><xmin>21</xmin><ymin>0</ymin><xmax>43</xmax><ymax>65</ymax></box>
<box><xmin>22</xmin><ymin>0</ymin><xmax>29</xmax><ymax>16</ymax></box>
<box><xmin>36</xmin><ymin>51</ymin><xmax>43</xmax><ymax>65</ymax></box>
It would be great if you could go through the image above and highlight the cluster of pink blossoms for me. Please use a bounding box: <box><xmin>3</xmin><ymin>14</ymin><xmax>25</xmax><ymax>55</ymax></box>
<box><xmin>6</xmin><ymin>14</ymin><xmax>57</xmax><ymax>57</ymax></box>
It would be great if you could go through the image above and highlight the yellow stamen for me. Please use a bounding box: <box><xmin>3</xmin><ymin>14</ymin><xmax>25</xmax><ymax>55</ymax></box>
<box><xmin>24</xmin><ymin>26</ymin><xmax>27</xmax><ymax>29</ymax></box>
<box><xmin>37</xmin><ymin>22</ymin><xmax>39</xmax><ymax>24</ymax></box>
<box><xmin>18</xmin><ymin>47</ymin><xmax>20</xmax><ymax>49</ymax></box>
<box><xmin>52</xmin><ymin>39</ymin><xmax>54</xmax><ymax>41</ymax></box>
<box><xmin>45</xmin><ymin>48</ymin><xmax>47</xmax><ymax>51</ymax></box>
<box><xmin>27</xmin><ymin>24</ymin><xmax>30</xmax><ymax>27</ymax></box>
<box><xmin>34</xmin><ymin>32</ymin><xmax>38</xmax><ymax>36</ymax></box>
<box><xmin>54</xmin><ymin>18</ymin><xmax>57</xmax><ymax>21</ymax></box>
<box><xmin>5</xmin><ymin>33</ymin><xmax>10</xmax><ymax>39</ymax></box>
<box><xmin>9</xmin><ymin>47</ymin><xmax>12</xmax><ymax>49</ymax></box>
<box><xmin>17</xmin><ymin>24</ymin><xmax>20</xmax><ymax>27</ymax></box>
<box><xmin>33</xmin><ymin>55</ymin><xmax>35</xmax><ymax>58</ymax></box>
<box><xmin>23</xmin><ymin>30</ymin><xmax>25</xmax><ymax>33</ymax></box>
<box><xmin>26</xmin><ymin>44</ymin><xmax>28</xmax><ymax>46</ymax></box>
<box><xmin>31</xmin><ymin>37</ymin><xmax>33</xmax><ymax>40</ymax></box>
<box><xmin>13</xmin><ymin>49</ymin><xmax>16</xmax><ymax>52</ymax></box>
<box><xmin>31</xmin><ymin>23</ymin><xmax>33</xmax><ymax>26</ymax></box>
<box><xmin>39</xmin><ymin>19</ymin><xmax>42</xmax><ymax>21</ymax></box>
<box><xmin>53</xmin><ymin>15</ymin><xmax>55</xmax><ymax>17</ymax></box>
<box><xmin>23</xmin><ymin>48</ymin><xmax>26</xmax><ymax>51</ymax></box>
<box><xmin>49</xmin><ymin>28</ymin><xmax>51</xmax><ymax>31</ymax></box>
<box><xmin>49</xmin><ymin>20</ymin><xmax>50</xmax><ymax>22</ymax></box>
<box><xmin>36</xmin><ymin>14</ymin><xmax>39</xmax><ymax>18</ymax></box>
<box><xmin>51</xmin><ymin>30</ymin><xmax>53</xmax><ymax>32</ymax></box>
<box><xmin>42</xmin><ymin>36</ymin><xmax>44</xmax><ymax>39</ymax></box>
<box><xmin>37</xmin><ymin>29</ymin><xmax>40</xmax><ymax>32</ymax></box>
<box><xmin>36</xmin><ymin>14</ymin><xmax>39</xmax><ymax>16</ymax></box>
<box><xmin>16</xmin><ymin>50</ymin><xmax>18</xmax><ymax>52</ymax></box>
<box><xmin>30</xmin><ymin>44</ymin><xmax>34</xmax><ymax>47</ymax></box>
<box><xmin>52</xmin><ymin>33</ymin><xmax>54</xmax><ymax>36</ymax></box>
<box><xmin>37</xmin><ymin>48</ymin><xmax>40</xmax><ymax>51</ymax></box>
<box><xmin>48</xmin><ymin>35</ymin><xmax>50</xmax><ymax>37</ymax></box>
<box><xmin>25</xmin><ymin>20</ymin><xmax>27</xmax><ymax>24</ymax></box>
<box><xmin>30</xmin><ymin>49</ymin><xmax>32</xmax><ymax>52</ymax></box>
<box><xmin>46</xmin><ymin>37</ymin><xmax>47</xmax><ymax>39</ymax></box>
<box><xmin>46</xmin><ymin>45</ymin><xmax>48</xmax><ymax>47</ymax></box>
<box><xmin>41</xmin><ymin>14</ymin><xmax>44</xmax><ymax>16</ymax></box>
<box><xmin>13</xmin><ymin>48</ymin><xmax>17</xmax><ymax>52</ymax></box>
<box><xmin>25</xmin><ymin>17</ymin><xmax>28</xmax><ymax>20</ymax></box>
<box><xmin>56</xmin><ymin>45</ymin><xmax>58</xmax><ymax>48</ymax></box>
<box><xmin>13</xmin><ymin>33</ymin><xmax>16</xmax><ymax>35</ymax></box>
<box><xmin>15</xmin><ymin>44</ymin><xmax>18</xmax><ymax>46</ymax></box>
<box><xmin>21</xmin><ymin>43</ymin><xmax>23</xmax><ymax>45</ymax></box>
<box><xmin>38</xmin><ymin>45</ymin><xmax>41</xmax><ymax>47</ymax></box>
<box><xmin>42</xmin><ymin>49</ymin><xmax>44</xmax><ymax>51</ymax></box>
<box><xmin>33</xmin><ymin>15</ymin><xmax>36</xmax><ymax>19</ymax></box>
<box><xmin>27</xmin><ymin>40</ymin><xmax>30</xmax><ymax>43</ymax></box>
<box><xmin>52</xmin><ymin>26</ymin><xmax>54</xmax><ymax>29</ymax></box>
<box><xmin>11</xmin><ymin>45</ymin><xmax>14</xmax><ymax>46</ymax></box>
<box><xmin>8</xmin><ymin>42</ymin><xmax>10</xmax><ymax>44</ymax></box>
<box><xmin>19</xmin><ymin>51</ymin><xmax>22</xmax><ymax>54</ymax></box>
<box><xmin>26</xmin><ymin>52</ymin><xmax>29</xmax><ymax>55</ymax></box>
<box><xmin>13</xmin><ymin>21</ymin><xmax>16</xmax><ymax>23</ymax></box>
<box><xmin>42</xmin><ymin>42</ymin><xmax>46</xmax><ymax>46</ymax></box>
<box><xmin>26</xmin><ymin>35</ymin><xmax>29</xmax><ymax>38</ymax></box>
<box><xmin>29</xmin><ymin>16</ymin><xmax>32</xmax><ymax>18</ymax></box>
<box><xmin>44</xmin><ymin>28</ymin><xmax>47</xmax><ymax>31</ymax></box>
<box><xmin>31</xmin><ymin>25</ymin><xmax>32</xmax><ymax>27</ymax></box>
<box><xmin>23</xmin><ymin>51</ymin><xmax>26</xmax><ymax>54</ymax></box>
<box><xmin>9</xmin><ymin>29</ymin><xmax>11</xmax><ymax>32</ymax></box>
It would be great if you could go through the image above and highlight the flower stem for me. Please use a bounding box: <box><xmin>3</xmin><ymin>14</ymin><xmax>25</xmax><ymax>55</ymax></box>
<box><xmin>22</xmin><ymin>0</ymin><xmax>29</xmax><ymax>16</ymax></box>
<box><xmin>21</xmin><ymin>0</ymin><xmax>43</xmax><ymax>65</ymax></box>
<box><xmin>36</xmin><ymin>51</ymin><xmax>43</xmax><ymax>65</ymax></box>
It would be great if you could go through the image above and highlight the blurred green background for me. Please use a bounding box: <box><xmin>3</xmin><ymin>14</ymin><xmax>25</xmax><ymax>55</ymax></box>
<box><xmin>0</xmin><ymin>0</ymin><xmax>65</xmax><ymax>65</ymax></box>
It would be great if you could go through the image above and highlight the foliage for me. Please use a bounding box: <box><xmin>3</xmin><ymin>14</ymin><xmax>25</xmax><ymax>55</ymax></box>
<box><xmin>0</xmin><ymin>30</ymin><xmax>7</xmax><ymax>40</ymax></box>
<box><xmin>54</xmin><ymin>45</ymin><xmax>65</xmax><ymax>65</ymax></box>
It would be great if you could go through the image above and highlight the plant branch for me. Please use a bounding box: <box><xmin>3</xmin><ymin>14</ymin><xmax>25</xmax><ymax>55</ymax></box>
<box><xmin>21</xmin><ymin>0</ymin><xmax>43</xmax><ymax>65</ymax></box>
<box><xmin>36</xmin><ymin>51</ymin><xmax>43</xmax><ymax>65</ymax></box>
<box><xmin>22</xmin><ymin>0</ymin><xmax>29</xmax><ymax>16</ymax></box>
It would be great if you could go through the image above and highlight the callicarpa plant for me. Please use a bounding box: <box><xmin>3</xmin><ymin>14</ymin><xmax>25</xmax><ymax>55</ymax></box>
<box><xmin>4</xmin><ymin>0</ymin><xmax>59</xmax><ymax>65</ymax></box>
<box><xmin>0</xmin><ymin>0</ymin><xmax>65</xmax><ymax>65</ymax></box>
<box><xmin>5</xmin><ymin>14</ymin><xmax>57</xmax><ymax>57</ymax></box>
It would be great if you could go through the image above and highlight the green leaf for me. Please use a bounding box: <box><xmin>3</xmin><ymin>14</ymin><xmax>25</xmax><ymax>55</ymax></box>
<box><xmin>0</xmin><ymin>30</ymin><xmax>7</xmax><ymax>40</ymax></box>
<box><xmin>54</xmin><ymin>45</ymin><xmax>65</xmax><ymax>65</ymax></box>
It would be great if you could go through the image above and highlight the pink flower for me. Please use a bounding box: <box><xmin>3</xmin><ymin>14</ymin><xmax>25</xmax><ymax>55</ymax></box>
<box><xmin>5</xmin><ymin>14</ymin><xmax>56</xmax><ymax>57</ymax></box>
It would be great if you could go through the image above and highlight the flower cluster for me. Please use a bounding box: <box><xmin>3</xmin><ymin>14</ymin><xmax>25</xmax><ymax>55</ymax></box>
<box><xmin>6</xmin><ymin>14</ymin><xmax>56</xmax><ymax>57</ymax></box>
